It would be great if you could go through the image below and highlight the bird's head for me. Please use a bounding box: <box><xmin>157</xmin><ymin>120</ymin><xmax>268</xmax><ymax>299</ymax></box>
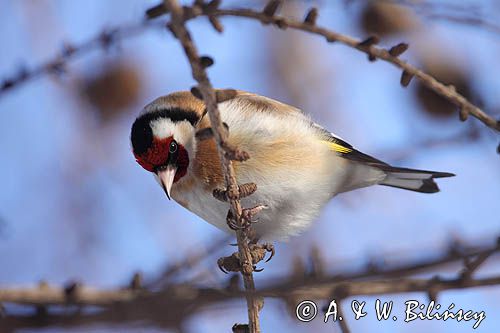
<box><xmin>130</xmin><ymin>93</ymin><xmax>202</xmax><ymax>199</ymax></box>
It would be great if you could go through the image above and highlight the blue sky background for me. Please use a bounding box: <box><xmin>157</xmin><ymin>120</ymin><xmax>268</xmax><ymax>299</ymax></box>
<box><xmin>0</xmin><ymin>0</ymin><xmax>499</xmax><ymax>332</ymax></box>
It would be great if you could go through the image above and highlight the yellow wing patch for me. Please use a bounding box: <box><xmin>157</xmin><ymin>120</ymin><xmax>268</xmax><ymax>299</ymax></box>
<box><xmin>322</xmin><ymin>140</ymin><xmax>353</xmax><ymax>154</ymax></box>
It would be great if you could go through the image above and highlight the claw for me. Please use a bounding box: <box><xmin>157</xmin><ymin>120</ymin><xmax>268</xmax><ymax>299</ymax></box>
<box><xmin>217</xmin><ymin>258</ymin><xmax>229</xmax><ymax>274</ymax></box>
<box><xmin>229</xmin><ymin>222</ymin><xmax>246</xmax><ymax>230</ymax></box>
<box><xmin>253</xmin><ymin>266</ymin><xmax>264</xmax><ymax>272</ymax></box>
<box><xmin>226</xmin><ymin>210</ymin><xmax>240</xmax><ymax>231</ymax></box>
<box><xmin>265</xmin><ymin>244</ymin><xmax>275</xmax><ymax>262</ymax></box>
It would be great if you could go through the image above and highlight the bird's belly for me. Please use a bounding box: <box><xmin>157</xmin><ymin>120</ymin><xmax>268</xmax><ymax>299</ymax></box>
<box><xmin>172</xmin><ymin>170</ymin><xmax>335</xmax><ymax>241</ymax></box>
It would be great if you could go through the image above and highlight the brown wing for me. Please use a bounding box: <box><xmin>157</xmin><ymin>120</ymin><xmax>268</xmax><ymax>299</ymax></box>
<box><xmin>228</xmin><ymin>90</ymin><xmax>305</xmax><ymax>116</ymax></box>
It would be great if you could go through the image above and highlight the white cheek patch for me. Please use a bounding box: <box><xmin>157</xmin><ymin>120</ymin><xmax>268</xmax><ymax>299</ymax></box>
<box><xmin>150</xmin><ymin>118</ymin><xmax>197</xmax><ymax>157</ymax></box>
<box><xmin>150</xmin><ymin>118</ymin><xmax>175</xmax><ymax>139</ymax></box>
<box><xmin>150</xmin><ymin>119</ymin><xmax>193</xmax><ymax>141</ymax></box>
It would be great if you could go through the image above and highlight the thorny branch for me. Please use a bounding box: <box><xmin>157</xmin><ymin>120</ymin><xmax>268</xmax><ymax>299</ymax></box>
<box><xmin>0</xmin><ymin>20</ymin><xmax>164</xmax><ymax>96</ymax></box>
<box><xmin>1</xmin><ymin>238</ymin><xmax>499</xmax><ymax>331</ymax></box>
<box><xmin>146</xmin><ymin>0</ymin><xmax>499</xmax><ymax>132</ymax></box>
<box><xmin>209</xmin><ymin>8</ymin><xmax>499</xmax><ymax>132</ymax></box>
<box><xmin>163</xmin><ymin>1</ymin><xmax>264</xmax><ymax>332</ymax></box>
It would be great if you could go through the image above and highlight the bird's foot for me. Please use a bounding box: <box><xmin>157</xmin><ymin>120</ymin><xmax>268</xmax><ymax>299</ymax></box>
<box><xmin>249</xmin><ymin>242</ymin><xmax>275</xmax><ymax>264</ymax></box>
<box><xmin>217</xmin><ymin>252</ymin><xmax>240</xmax><ymax>274</ymax></box>
<box><xmin>225</xmin><ymin>205</ymin><xmax>268</xmax><ymax>231</ymax></box>
<box><xmin>241</xmin><ymin>205</ymin><xmax>267</xmax><ymax>225</ymax></box>
<box><xmin>217</xmin><ymin>242</ymin><xmax>275</xmax><ymax>274</ymax></box>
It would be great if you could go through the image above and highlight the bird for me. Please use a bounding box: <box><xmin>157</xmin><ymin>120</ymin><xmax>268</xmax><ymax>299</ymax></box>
<box><xmin>130</xmin><ymin>90</ymin><xmax>454</xmax><ymax>240</ymax></box>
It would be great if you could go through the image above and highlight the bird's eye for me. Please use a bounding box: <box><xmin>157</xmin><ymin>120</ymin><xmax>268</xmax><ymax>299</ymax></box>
<box><xmin>169</xmin><ymin>140</ymin><xmax>178</xmax><ymax>153</ymax></box>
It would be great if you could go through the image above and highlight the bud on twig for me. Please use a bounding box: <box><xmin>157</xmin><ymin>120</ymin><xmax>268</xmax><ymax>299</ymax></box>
<box><xmin>209</xmin><ymin>16</ymin><xmax>224</xmax><ymax>33</ymax></box>
<box><xmin>145</xmin><ymin>3</ymin><xmax>169</xmax><ymax>19</ymax></box>
<box><xmin>358</xmin><ymin>35</ymin><xmax>380</xmax><ymax>48</ymax></box>
<box><xmin>304</xmin><ymin>8</ymin><xmax>318</xmax><ymax>25</ymax></box>
<box><xmin>263</xmin><ymin>0</ymin><xmax>282</xmax><ymax>17</ymax></box>
<box><xmin>200</xmin><ymin>56</ymin><xmax>214</xmax><ymax>68</ymax></box>
<box><xmin>232</xmin><ymin>323</ymin><xmax>250</xmax><ymax>333</ymax></box>
<box><xmin>459</xmin><ymin>108</ymin><xmax>469</xmax><ymax>121</ymax></box>
<box><xmin>400</xmin><ymin>70</ymin><xmax>414</xmax><ymax>87</ymax></box>
<box><xmin>389</xmin><ymin>43</ymin><xmax>409</xmax><ymax>57</ymax></box>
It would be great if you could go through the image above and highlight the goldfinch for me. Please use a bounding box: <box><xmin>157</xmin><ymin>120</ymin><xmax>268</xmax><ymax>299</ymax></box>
<box><xmin>130</xmin><ymin>90</ymin><xmax>454</xmax><ymax>240</ymax></box>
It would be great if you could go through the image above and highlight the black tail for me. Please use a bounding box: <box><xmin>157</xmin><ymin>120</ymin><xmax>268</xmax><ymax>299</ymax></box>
<box><xmin>379</xmin><ymin>167</ymin><xmax>455</xmax><ymax>193</ymax></box>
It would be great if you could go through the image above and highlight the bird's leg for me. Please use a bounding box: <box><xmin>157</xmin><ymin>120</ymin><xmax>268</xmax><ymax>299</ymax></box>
<box><xmin>240</xmin><ymin>205</ymin><xmax>268</xmax><ymax>228</ymax></box>
<box><xmin>224</xmin><ymin>204</ymin><xmax>267</xmax><ymax>231</ymax></box>
<box><xmin>215</xmin><ymin>182</ymin><xmax>273</xmax><ymax>273</ymax></box>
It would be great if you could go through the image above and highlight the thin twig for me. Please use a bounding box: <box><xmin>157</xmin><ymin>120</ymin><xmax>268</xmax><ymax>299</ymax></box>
<box><xmin>144</xmin><ymin>2</ymin><xmax>500</xmax><ymax>132</ymax></box>
<box><xmin>2</xmin><ymin>273</ymin><xmax>499</xmax><ymax>315</ymax></box>
<box><xmin>460</xmin><ymin>248</ymin><xmax>496</xmax><ymax>280</ymax></box>
<box><xmin>0</xmin><ymin>284</ymin><xmax>139</xmax><ymax>306</ymax></box>
<box><xmin>197</xmin><ymin>7</ymin><xmax>499</xmax><ymax>132</ymax></box>
<box><xmin>145</xmin><ymin>236</ymin><xmax>231</xmax><ymax>289</ymax></box>
<box><xmin>0</xmin><ymin>20</ymin><xmax>163</xmax><ymax>97</ymax></box>
<box><xmin>163</xmin><ymin>1</ymin><xmax>261</xmax><ymax>332</ymax></box>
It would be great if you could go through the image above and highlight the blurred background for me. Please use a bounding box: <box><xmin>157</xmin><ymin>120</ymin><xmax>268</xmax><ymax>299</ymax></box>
<box><xmin>0</xmin><ymin>0</ymin><xmax>499</xmax><ymax>332</ymax></box>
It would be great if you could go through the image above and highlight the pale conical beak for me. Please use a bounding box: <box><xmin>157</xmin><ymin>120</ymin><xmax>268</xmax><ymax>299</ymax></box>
<box><xmin>157</xmin><ymin>165</ymin><xmax>177</xmax><ymax>200</ymax></box>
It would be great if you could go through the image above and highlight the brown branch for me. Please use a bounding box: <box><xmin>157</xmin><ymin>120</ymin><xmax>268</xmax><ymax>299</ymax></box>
<box><xmin>145</xmin><ymin>235</ymin><xmax>231</xmax><ymax>289</ymax></box>
<box><xmin>0</xmin><ymin>20</ymin><xmax>164</xmax><ymax>97</ymax></box>
<box><xmin>145</xmin><ymin>1</ymin><xmax>499</xmax><ymax>132</ymax></box>
<box><xmin>460</xmin><ymin>247</ymin><xmax>496</xmax><ymax>280</ymax></box>
<box><xmin>270</xmin><ymin>275</ymin><xmax>500</xmax><ymax>300</ymax></box>
<box><xmin>2</xmin><ymin>272</ymin><xmax>499</xmax><ymax>316</ymax></box>
<box><xmin>0</xmin><ymin>284</ymin><xmax>139</xmax><ymax>306</ymax></box>
<box><xmin>3</xmin><ymin>2</ymin><xmax>498</xmax><ymax>133</ymax></box>
<box><xmin>162</xmin><ymin>1</ymin><xmax>262</xmax><ymax>332</ymax></box>
<box><xmin>2</xmin><ymin>274</ymin><xmax>499</xmax><ymax>331</ymax></box>
<box><xmin>1</xmin><ymin>238</ymin><xmax>499</xmax><ymax>331</ymax></box>
<box><xmin>3</xmin><ymin>271</ymin><xmax>499</xmax><ymax>309</ymax></box>
<box><xmin>2</xmin><ymin>238</ymin><xmax>498</xmax><ymax>306</ymax></box>
<box><xmin>201</xmin><ymin>7</ymin><xmax>499</xmax><ymax>132</ymax></box>
<box><xmin>273</xmin><ymin>237</ymin><xmax>500</xmax><ymax>292</ymax></box>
